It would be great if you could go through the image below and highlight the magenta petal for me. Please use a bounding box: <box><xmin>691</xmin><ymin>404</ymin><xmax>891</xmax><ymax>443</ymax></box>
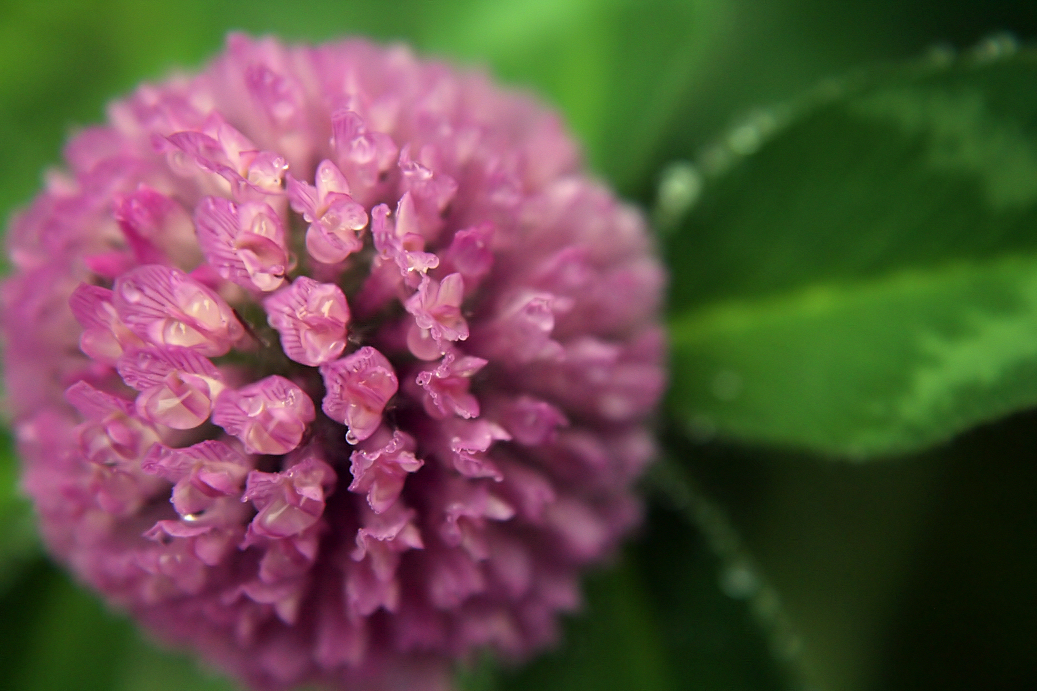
<box><xmin>264</xmin><ymin>277</ymin><xmax>350</xmax><ymax>366</ymax></box>
<box><xmin>136</xmin><ymin>372</ymin><xmax>216</xmax><ymax>429</ymax></box>
<box><xmin>398</xmin><ymin>144</ymin><xmax>457</xmax><ymax>239</ymax></box>
<box><xmin>161</xmin><ymin>130</ymin><xmax>228</xmax><ymax>174</ymax></box>
<box><xmin>213</xmin><ymin>376</ymin><xmax>316</xmax><ymax>455</ymax></box>
<box><xmin>65</xmin><ymin>379</ymin><xmax>134</xmax><ymax>420</ymax></box>
<box><xmin>330</xmin><ymin>110</ymin><xmax>397</xmax><ymax>205</ymax></box>
<box><xmin>347</xmin><ymin>503</ymin><xmax>423</xmax><ymax>615</ymax></box>
<box><xmin>285</xmin><ymin>174</ymin><xmax>320</xmax><ymax>218</ymax></box>
<box><xmin>371</xmin><ymin>197</ymin><xmax>440</xmax><ymax>281</ymax></box>
<box><xmin>414</xmin><ymin>351</ymin><xmax>487</xmax><ymax>420</ymax></box>
<box><xmin>473</xmin><ymin>290</ymin><xmax>568</xmax><ymax>364</ymax></box>
<box><xmin>246</xmin><ymin>63</ymin><xmax>305</xmax><ymax>131</ymax></box>
<box><xmin>314</xmin><ymin>159</ymin><xmax>351</xmax><ymax>199</ymax></box>
<box><xmin>113</xmin><ymin>265</ymin><xmax>244</xmax><ymax>356</ymax></box>
<box><xmin>243</xmin><ymin>455</ymin><xmax>336</xmax><ymax>540</ymax></box>
<box><xmin>442</xmin><ymin>223</ymin><xmax>494</xmax><ymax>283</ymax></box>
<box><xmin>69</xmin><ymin>283</ymin><xmax>145</xmax><ymax>363</ymax></box>
<box><xmin>113</xmin><ymin>185</ymin><xmax>198</xmax><ymax>268</ymax></box>
<box><xmin>320</xmin><ymin>347</ymin><xmax>398</xmax><ymax>445</ymax></box>
<box><xmin>161</xmin><ymin>114</ymin><xmax>287</xmax><ymax>200</ymax></box>
<box><xmin>142</xmin><ymin>440</ymin><xmax>248</xmax><ymax>482</ymax></box>
<box><xmin>446</xmin><ymin>419</ymin><xmax>510</xmax><ymax>481</ymax></box>
<box><xmin>348</xmin><ymin>429</ymin><xmax>424</xmax><ymax>513</ymax></box>
<box><xmin>243</xmin><ymin>150</ymin><xmax>289</xmax><ymax>192</ymax></box>
<box><xmin>304</xmin><ymin>209</ymin><xmax>367</xmax><ymax>264</ymax></box>
<box><xmin>117</xmin><ymin>345</ymin><xmax>221</xmax><ymax>389</ymax></box>
<box><xmin>142</xmin><ymin>441</ymin><xmax>251</xmax><ymax>517</ymax></box>
<box><xmin>404</xmin><ymin>273</ymin><xmax>468</xmax><ymax>355</ymax></box>
<box><xmin>290</xmin><ymin>161</ymin><xmax>369</xmax><ymax>264</ymax></box>
<box><xmin>65</xmin><ymin>381</ymin><xmax>160</xmax><ymax>470</ymax></box>
<box><xmin>195</xmin><ymin>196</ymin><xmax>289</xmax><ymax>292</ymax></box>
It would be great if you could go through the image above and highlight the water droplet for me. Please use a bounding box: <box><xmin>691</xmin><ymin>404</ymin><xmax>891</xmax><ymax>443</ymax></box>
<box><xmin>923</xmin><ymin>42</ymin><xmax>956</xmax><ymax>68</ymax></box>
<box><xmin>969</xmin><ymin>32</ymin><xmax>1018</xmax><ymax>63</ymax></box>
<box><xmin>119</xmin><ymin>282</ymin><xmax>143</xmax><ymax>304</ymax></box>
<box><xmin>687</xmin><ymin>414</ymin><xmax>717</xmax><ymax>442</ymax></box>
<box><xmin>700</xmin><ymin>143</ymin><xmax>734</xmax><ymax>177</ymax></box>
<box><xmin>720</xmin><ymin>562</ymin><xmax>759</xmax><ymax>599</ymax></box>
<box><xmin>654</xmin><ymin>161</ymin><xmax>702</xmax><ymax>230</ymax></box>
<box><xmin>728</xmin><ymin>123</ymin><xmax>762</xmax><ymax>156</ymax></box>
<box><xmin>711</xmin><ymin>370</ymin><xmax>743</xmax><ymax>402</ymax></box>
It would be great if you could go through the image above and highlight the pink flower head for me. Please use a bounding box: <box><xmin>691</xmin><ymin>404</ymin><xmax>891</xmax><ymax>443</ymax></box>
<box><xmin>1</xmin><ymin>34</ymin><xmax>665</xmax><ymax>691</ymax></box>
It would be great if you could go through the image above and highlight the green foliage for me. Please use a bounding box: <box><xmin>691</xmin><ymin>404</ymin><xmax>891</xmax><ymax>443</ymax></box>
<box><xmin>422</xmin><ymin>0</ymin><xmax>732</xmax><ymax>191</ymax></box>
<box><xmin>0</xmin><ymin>432</ymin><xmax>40</xmax><ymax>595</ymax></box>
<box><xmin>0</xmin><ymin>561</ymin><xmax>238</xmax><ymax>691</ymax></box>
<box><xmin>667</xmin><ymin>47</ymin><xmax>1037</xmax><ymax>456</ymax></box>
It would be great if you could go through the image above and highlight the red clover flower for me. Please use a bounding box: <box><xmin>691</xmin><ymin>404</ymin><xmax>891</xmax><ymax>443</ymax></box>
<box><xmin>1</xmin><ymin>34</ymin><xmax>665</xmax><ymax>690</ymax></box>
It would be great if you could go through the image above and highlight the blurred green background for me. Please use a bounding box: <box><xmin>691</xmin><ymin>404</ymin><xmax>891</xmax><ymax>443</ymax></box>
<box><xmin>2</xmin><ymin>1</ymin><xmax>1037</xmax><ymax>690</ymax></box>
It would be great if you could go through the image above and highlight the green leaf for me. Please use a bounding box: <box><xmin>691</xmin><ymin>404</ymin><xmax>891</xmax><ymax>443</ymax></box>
<box><xmin>421</xmin><ymin>0</ymin><xmax>733</xmax><ymax>191</ymax></box>
<box><xmin>0</xmin><ymin>431</ymin><xmax>40</xmax><ymax>595</ymax></box>
<box><xmin>0</xmin><ymin>561</ymin><xmax>239</xmax><ymax>691</ymax></box>
<box><xmin>112</xmin><ymin>635</ymin><xmax>240</xmax><ymax>691</ymax></box>
<box><xmin>666</xmin><ymin>47</ymin><xmax>1037</xmax><ymax>457</ymax></box>
<box><xmin>1</xmin><ymin>561</ymin><xmax>135</xmax><ymax>691</ymax></box>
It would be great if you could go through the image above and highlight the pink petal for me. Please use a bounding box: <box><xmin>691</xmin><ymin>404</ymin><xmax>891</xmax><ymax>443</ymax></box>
<box><xmin>142</xmin><ymin>441</ymin><xmax>251</xmax><ymax>517</ymax></box>
<box><xmin>264</xmin><ymin>277</ymin><xmax>350</xmax><ymax>366</ymax></box>
<box><xmin>303</xmin><ymin>197</ymin><xmax>367</xmax><ymax>264</ymax></box>
<box><xmin>113</xmin><ymin>265</ymin><xmax>244</xmax><ymax>356</ymax></box>
<box><xmin>371</xmin><ymin>197</ymin><xmax>440</xmax><ymax>281</ymax></box>
<box><xmin>331</xmin><ymin>109</ymin><xmax>398</xmax><ymax>202</ymax></box>
<box><xmin>69</xmin><ymin>283</ymin><xmax>145</xmax><ymax>363</ymax></box>
<box><xmin>445</xmin><ymin>419</ymin><xmax>510</xmax><ymax>481</ymax></box>
<box><xmin>195</xmin><ymin>196</ymin><xmax>289</xmax><ymax>292</ymax></box>
<box><xmin>404</xmin><ymin>273</ymin><xmax>468</xmax><ymax>358</ymax></box>
<box><xmin>441</xmin><ymin>223</ymin><xmax>494</xmax><ymax>284</ymax></box>
<box><xmin>243</xmin><ymin>455</ymin><xmax>336</xmax><ymax>541</ymax></box>
<box><xmin>113</xmin><ymin>185</ymin><xmax>198</xmax><ymax>268</ymax></box>
<box><xmin>348</xmin><ymin>429</ymin><xmax>424</xmax><ymax>513</ymax></box>
<box><xmin>320</xmin><ymin>347</ymin><xmax>398</xmax><ymax>444</ymax></box>
<box><xmin>213</xmin><ymin>375</ymin><xmax>316</xmax><ymax>455</ymax></box>
<box><xmin>413</xmin><ymin>351</ymin><xmax>487</xmax><ymax>420</ymax></box>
